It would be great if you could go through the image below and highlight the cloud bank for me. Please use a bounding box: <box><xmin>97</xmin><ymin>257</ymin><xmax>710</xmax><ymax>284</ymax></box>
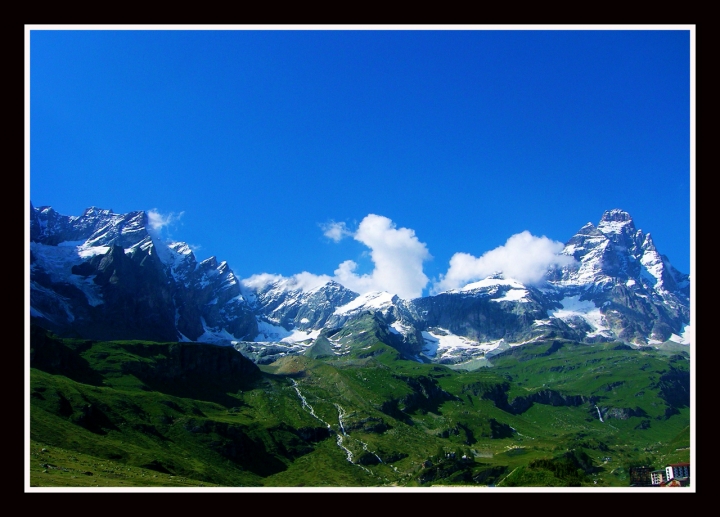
<box><xmin>333</xmin><ymin>214</ymin><xmax>431</xmax><ymax>299</ymax></box>
<box><xmin>243</xmin><ymin>214</ymin><xmax>431</xmax><ymax>299</ymax></box>
<box><xmin>241</xmin><ymin>271</ymin><xmax>333</xmax><ymax>294</ymax></box>
<box><xmin>432</xmin><ymin>231</ymin><xmax>575</xmax><ymax>294</ymax></box>
<box><xmin>242</xmin><ymin>217</ymin><xmax>574</xmax><ymax>300</ymax></box>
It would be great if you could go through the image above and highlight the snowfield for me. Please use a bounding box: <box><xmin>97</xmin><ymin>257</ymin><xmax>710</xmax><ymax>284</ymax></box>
<box><xmin>549</xmin><ymin>295</ymin><xmax>612</xmax><ymax>338</ymax></box>
<box><xmin>334</xmin><ymin>291</ymin><xmax>396</xmax><ymax>315</ymax></box>
<box><xmin>421</xmin><ymin>327</ymin><xmax>506</xmax><ymax>360</ymax></box>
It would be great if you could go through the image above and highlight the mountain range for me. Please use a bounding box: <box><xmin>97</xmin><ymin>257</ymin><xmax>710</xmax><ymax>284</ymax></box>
<box><xmin>29</xmin><ymin>205</ymin><xmax>690</xmax><ymax>366</ymax></box>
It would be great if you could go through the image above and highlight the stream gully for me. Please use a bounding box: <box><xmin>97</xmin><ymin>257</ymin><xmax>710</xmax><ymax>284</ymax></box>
<box><xmin>291</xmin><ymin>379</ymin><xmax>382</xmax><ymax>474</ymax></box>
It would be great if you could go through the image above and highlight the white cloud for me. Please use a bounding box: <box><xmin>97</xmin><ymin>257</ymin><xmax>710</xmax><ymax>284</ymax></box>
<box><xmin>432</xmin><ymin>231</ymin><xmax>575</xmax><ymax>293</ymax></box>
<box><xmin>240</xmin><ymin>271</ymin><xmax>332</xmax><ymax>294</ymax></box>
<box><xmin>147</xmin><ymin>209</ymin><xmax>184</xmax><ymax>231</ymax></box>
<box><xmin>333</xmin><ymin>259</ymin><xmax>375</xmax><ymax>294</ymax></box>
<box><xmin>292</xmin><ymin>271</ymin><xmax>334</xmax><ymax>291</ymax></box>
<box><xmin>243</xmin><ymin>214</ymin><xmax>431</xmax><ymax>299</ymax></box>
<box><xmin>243</xmin><ymin>219</ymin><xmax>575</xmax><ymax>300</ymax></box>
<box><xmin>240</xmin><ymin>273</ymin><xmax>284</xmax><ymax>291</ymax></box>
<box><xmin>146</xmin><ymin>209</ymin><xmax>185</xmax><ymax>244</ymax></box>
<box><xmin>242</xmin><ymin>220</ymin><xmax>576</xmax><ymax>300</ymax></box>
<box><xmin>333</xmin><ymin>214</ymin><xmax>431</xmax><ymax>299</ymax></box>
<box><xmin>321</xmin><ymin>221</ymin><xmax>352</xmax><ymax>242</ymax></box>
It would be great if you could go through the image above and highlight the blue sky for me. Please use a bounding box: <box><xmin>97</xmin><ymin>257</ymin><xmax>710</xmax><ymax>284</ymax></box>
<box><xmin>27</xmin><ymin>27</ymin><xmax>693</xmax><ymax>298</ymax></box>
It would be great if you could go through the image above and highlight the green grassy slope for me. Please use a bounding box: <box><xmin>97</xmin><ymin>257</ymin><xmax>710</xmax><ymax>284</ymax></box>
<box><xmin>28</xmin><ymin>328</ymin><xmax>690</xmax><ymax>488</ymax></box>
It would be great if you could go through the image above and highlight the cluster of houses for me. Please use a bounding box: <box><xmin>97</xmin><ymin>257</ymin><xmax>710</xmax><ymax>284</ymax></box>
<box><xmin>630</xmin><ymin>462</ymin><xmax>690</xmax><ymax>487</ymax></box>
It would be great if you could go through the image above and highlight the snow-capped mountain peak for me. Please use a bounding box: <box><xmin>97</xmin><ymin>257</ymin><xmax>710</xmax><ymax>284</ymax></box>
<box><xmin>597</xmin><ymin>208</ymin><xmax>636</xmax><ymax>232</ymax></box>
<box><xmin>30</xmin><ymin>205</ymin><xmax>690</xmax><ymax>366</ymax></box>
<box><xmin>547</xmin><ymin>208</ymin><xmax>689</xmax><ymax>345</ymax></box>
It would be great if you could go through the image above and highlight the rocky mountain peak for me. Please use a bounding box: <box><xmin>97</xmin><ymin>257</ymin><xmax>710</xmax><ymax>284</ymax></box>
<box><xmin>199</xmin><ymin>256</ymin><xmax>219</xmax><ymax>269</ymax></box>
<box><xmin>81</xmin><ymin>206</ymin><xmax>115</xmax><ymax>218</ymax></box>
<box><xmin>600</xmin><ymin>208</ymin><xmax>633</xmax><ymax>223</ymax></box>
<box><xmin>30</xmin><ymin>204</ymin><xmax>691</xmax><ymax>358</ymax></box>
<box><xmin>597</xmin><ymin>209</ymin><xmax>636</xmax><ymax>236</ymax></box>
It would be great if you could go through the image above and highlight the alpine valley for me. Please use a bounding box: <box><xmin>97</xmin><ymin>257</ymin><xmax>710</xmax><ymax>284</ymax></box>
<box><xmin>28</xmin><ymin>205</ymin><xmax>691</xmax><ymax>488</ymax></box>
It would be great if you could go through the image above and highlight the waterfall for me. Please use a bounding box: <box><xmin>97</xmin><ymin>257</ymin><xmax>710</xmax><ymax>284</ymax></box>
<box><xmin>595</xmin><ymin>405</ymin><xmax>604</xmax><ymax>423</ymax></box>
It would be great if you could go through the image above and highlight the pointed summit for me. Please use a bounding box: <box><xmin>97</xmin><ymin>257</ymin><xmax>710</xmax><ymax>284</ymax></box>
<box><xmin>549</xmin><ymin>208</ymin><xmax>689</xmax><ymax>344</ymax></box>
<box><xmin>597</xmin><ymin>209</ymin><xmax>636</xmax><ymax>236</ymax></box>
<box><xmin>600</xmin><ymin>208</ymin><xmax>633</xmax><ymax>223</ymax></box>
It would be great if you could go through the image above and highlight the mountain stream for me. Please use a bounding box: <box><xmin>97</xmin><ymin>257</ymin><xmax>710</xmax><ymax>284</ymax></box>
<box><xmin>291</xmin><ymin>380</ymin><xmax>383</xmax><ymax>474</ymax></box>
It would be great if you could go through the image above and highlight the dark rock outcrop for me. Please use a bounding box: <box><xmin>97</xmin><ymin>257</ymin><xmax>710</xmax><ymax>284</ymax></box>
<box><xmin>482</xmin><ymin>384</ymin><xmax>587</xmax><ymax>415</ymax></box>
<box><xmin>121</xmin><ymin>342</ymin><xmax>260</xmax><ymax>385</ymax></box>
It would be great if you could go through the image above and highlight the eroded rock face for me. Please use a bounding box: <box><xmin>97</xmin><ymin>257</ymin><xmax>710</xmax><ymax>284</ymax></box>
<box><xmin>411</xmin><ymin>287</ymin><xmax>558</xmax><ymax>344</ymax></box>
<box><xmin>30</xmin><ymin>204</ymin><xmax>257</xmax><ymax>344</ymax></box>
<box><xmin>87</xmin><ymin>244</ymin><xmax>177</xmax><ymax>342</ymax></box>
<box><xmin>251</xmin><ymin>279</ymin><xmax>359</xmax><ymax>331</ymax></box>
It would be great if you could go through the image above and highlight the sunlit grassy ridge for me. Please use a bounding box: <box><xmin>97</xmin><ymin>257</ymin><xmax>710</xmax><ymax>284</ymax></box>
<box><xmin>29</xmin><ymin>327</ymin><xmax>689</xmax><ymax>488</ymax></box>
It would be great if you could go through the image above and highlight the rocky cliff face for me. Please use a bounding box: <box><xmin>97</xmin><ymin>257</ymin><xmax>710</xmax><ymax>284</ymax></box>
<box><xmin>30</xmin><ymin>204</ymin><xmax>257</xmax><ymax>344</ymax></box>
<box><xmin>248</xmin><ymin>279</ymin><xmax>358</xmax><ymax>331</ymax></box>
<box><xmin>411</xmin><ymin>282</ymin><xmax>568</xmax><ymax>344</ymax></box>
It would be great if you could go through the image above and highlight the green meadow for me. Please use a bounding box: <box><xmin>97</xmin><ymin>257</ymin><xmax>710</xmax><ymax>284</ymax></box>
<box><xmin>29</xmin><ymin>326</ymin><xmax>690</xmax><ymax>488</ymax></box>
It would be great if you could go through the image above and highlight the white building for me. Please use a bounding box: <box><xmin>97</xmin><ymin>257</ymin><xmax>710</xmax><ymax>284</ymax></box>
<box><xmin>665</xmin><ymin>463</ymin><xmax>690</xmax><ymax>481</ymax></box>
<box><xmin>650</xmin><ymin>469</ymin><xmax>666</xmax><ymax>485</ymax></box>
